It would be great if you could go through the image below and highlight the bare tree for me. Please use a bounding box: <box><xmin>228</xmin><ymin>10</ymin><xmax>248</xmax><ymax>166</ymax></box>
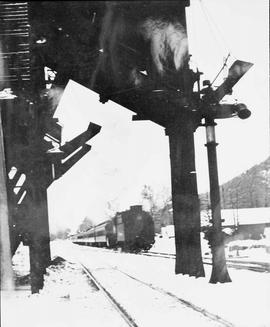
<box><xmin>141</xmin><ymin>185</ymin><xmax>157</xmax><ymax>215</ymax></box>
<box><xmin>141</xmin><ymin>185</ymin><xmax>171</xmax><ymax>215</ymax></box>
<box><xmin>77</xmin><ymin>217</ymin><xmax>94</xmax><ymax>233</ymax></box>
<box><xmin>51</xmin><ymin>228</ymin><xmax>71</xmax><ymax>240</ymax></box>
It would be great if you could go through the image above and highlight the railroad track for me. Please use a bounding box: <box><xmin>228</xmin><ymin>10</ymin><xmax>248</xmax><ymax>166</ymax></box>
<box><xmin>79</xmin><ymin>261</ymin><xmax>233</xmax><ymax>327</ymax></box>
<box><xmin>73</xmin><ymin>244</ymin><xmax>270</xmax><ymax>272</ymax></box>
<box><xmin>67</xmin><ymin>245</ymin><xmax>268</xmax><ymax>326</ymax></box>
<box><xmin>80</xmin><ymin>263</ymin><xmax>139</xmax><ymax>327</ymax></box>
<box><xmin>114</xmin><ymin>267</ymin><xmax>234</xmax><ymax>327</ymax></box>
<box><xmin>142</xmin><ymin>251</ymin><xmax>270</xmax><ymax>273</ymax></box>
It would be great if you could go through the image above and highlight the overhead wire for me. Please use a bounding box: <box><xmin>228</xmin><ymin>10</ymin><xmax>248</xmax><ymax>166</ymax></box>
<box><xmin>210</xmin><ymin>52</ymin><xmax>230</xmax><ymax>87</ymax></box>
<box><xmin>197</xmin><ymin>0</ymin><xmax>240</xmax><ymax>87</ymax></box>
<box><xmin>199</xmin><ymin>0</ymin><xmax>235</xmax><ymax>60</ymax></box>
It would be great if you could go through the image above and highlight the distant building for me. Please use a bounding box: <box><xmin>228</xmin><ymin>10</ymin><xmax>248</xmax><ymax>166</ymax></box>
<box><xmin>156</xmin><ymin>205</ymin><xmax>270</xmax><ymax>240</ymax></box>
<box><xmin>201</xmin><ymin>207</ymin><xmax>270</xmax><ymax>240</ymax></box>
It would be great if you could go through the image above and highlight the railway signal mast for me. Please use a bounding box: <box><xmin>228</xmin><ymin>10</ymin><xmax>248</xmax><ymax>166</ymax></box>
<box><xmin>199</xmin><ymin>60</ymin><xmax>253</xmax><ymax>283</ymax></box>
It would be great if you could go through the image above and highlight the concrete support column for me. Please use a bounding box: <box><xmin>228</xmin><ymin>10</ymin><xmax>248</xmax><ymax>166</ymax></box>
<box><xmin>166</xmin><ymin>112</ymin><xmax>205</xmax><ymax>277</ymax></box>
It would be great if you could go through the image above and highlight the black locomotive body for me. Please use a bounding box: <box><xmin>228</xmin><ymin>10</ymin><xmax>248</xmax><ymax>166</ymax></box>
<box><xmin>71</xmin><ymin>205</ymin><xmax>155</xmax><ymax>252</ymax></box>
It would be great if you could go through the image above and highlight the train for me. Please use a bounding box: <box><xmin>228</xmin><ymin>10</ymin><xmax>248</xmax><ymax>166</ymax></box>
<box><xmin>70</xmin><ymin>205</ymin><xmax>155</xmax><ymax>252</ymax></box>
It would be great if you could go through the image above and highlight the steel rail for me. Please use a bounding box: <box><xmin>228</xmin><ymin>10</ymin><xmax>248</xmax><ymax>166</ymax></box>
<box><xmin>141</xmin><ymin>251</ymin><xmax>270</xmax><ymax>273</ymax></box>
<box><xmin>78</xmin><ymin>258</ymin><xmax>232</xmax><ymax>327</ymax></box>
<box><xmin>114</xmin><ymin>267</ymin><xmax>234</xmax><ymax>327</ymax></box>
<box><xmin>80</xmin><ymin>263</ymin><xmax>139</xmax><ymax>327</ymax></box>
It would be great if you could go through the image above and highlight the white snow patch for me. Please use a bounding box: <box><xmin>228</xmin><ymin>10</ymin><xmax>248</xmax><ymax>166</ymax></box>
<box><xmin>3</xmin><ymin>240</ymin><xmax>270</xmax><ymax>327</ymax></box>
<box><xmin>54</xmin><ymin>240</ymin><xmax>270</xmax><ymax>327</ymax></box>
<box><xmin>1</xmin><ymin>242</ymin><xmax>128</xmax><ymax>327</ymax></box>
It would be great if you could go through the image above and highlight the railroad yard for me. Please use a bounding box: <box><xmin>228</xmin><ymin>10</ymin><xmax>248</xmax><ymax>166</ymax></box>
<box><xmin>2</xmin><ymin>239</ymin><xmax>270</xmax><ymax>327</ymax></box>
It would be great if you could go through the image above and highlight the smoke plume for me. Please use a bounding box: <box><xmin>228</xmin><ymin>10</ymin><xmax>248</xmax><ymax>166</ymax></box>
<box><xmin>90</xmin><ymin>3</ymin><xmax>189</xmax><ymax>91</ymax></box>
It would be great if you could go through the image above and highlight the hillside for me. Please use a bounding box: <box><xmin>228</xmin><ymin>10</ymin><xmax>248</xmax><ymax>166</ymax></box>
<box><xmin>150</xmin><ymin>157</ymin><xmax>269</xmax><ymax>231</ymax></box>
<box><xmin>200</xmin><ymin>156</ymin><xmax>270</xmax><ymax>210</ymax></box>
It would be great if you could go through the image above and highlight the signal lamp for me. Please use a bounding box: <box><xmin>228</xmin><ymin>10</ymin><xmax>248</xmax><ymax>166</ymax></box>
<box><xmin>205</xmin><ymin>103</ymin><xmax>251</xmax><ymax>120</ymax></box>
<box><xmin>234</xmin><ymin>103</ymin><xmax>251</xmax><ymax>119</ymax></box>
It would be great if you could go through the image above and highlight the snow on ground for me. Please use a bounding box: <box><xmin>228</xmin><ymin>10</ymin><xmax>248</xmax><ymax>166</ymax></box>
<box><xmin>2</xmin><ymin>239</ymin><xmax>270</xmax><ymax>327</ymax></box>
<box><xmin>151</xmin><ymin>232</ymin><xmax>270</xmax><ymax>263</ymax></box>
<box><xmin>81</xmin><ymin>258</ymin><xmax>225</xmax><ymax>327</ymax></box>
<box><xmin>11</xmin><ymin>243</ymin><xmax>30</xmax><ymax>281</ymax></box>
<box><xmin>150</xmin><ymin>233</ymin><xmax>215</xmax><ymax>258</ymax></box>
<box><xmin>150</xmin><ymin>235</ymin><xmax>177</xmax><ymax>254</ymax></box>
<box><xmin>52</xmin><ymin>240</ymin><xmax>270</xmax><ymax>327</ymax></box>
<box><xmin>1</xmin><ymin>243</ymin><xmax>128</xmax><ymax>327</ymax></box>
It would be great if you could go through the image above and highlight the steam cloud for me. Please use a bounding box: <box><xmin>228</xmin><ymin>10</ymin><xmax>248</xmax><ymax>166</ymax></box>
<box><xmin>90</xmin><ymin>3</ymin><xmax>189</xmax><ymax>91</ymax></box>
<box><xmin>139</xmin><ymin>18</ymin><xmax>188</xmax><ymax>74</ymax></box>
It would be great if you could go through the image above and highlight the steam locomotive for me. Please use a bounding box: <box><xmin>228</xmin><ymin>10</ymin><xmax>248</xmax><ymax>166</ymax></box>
<box><xmin>70</xmin><ymin>205</ymin><xmax>155</xmax><ymax>252</ymax></box>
